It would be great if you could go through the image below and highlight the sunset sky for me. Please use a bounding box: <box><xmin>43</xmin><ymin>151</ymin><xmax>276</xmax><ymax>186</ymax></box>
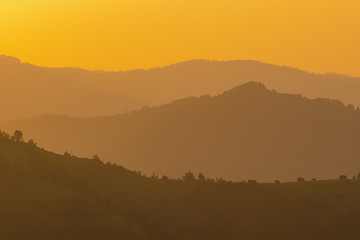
<box><xmin>1</xmin><ymin>0</ymin><xmax>359</xmax><ymax>75</ymax></box>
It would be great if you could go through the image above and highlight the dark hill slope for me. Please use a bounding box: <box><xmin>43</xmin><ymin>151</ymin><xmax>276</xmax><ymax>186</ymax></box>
<box><xmin>1</xmin><ymin>131</ymin><xmax>360</xmax><ymax>239</ymax></box>
<box><xmin>2</xmin><ymin>82</ymin><xmax>360</xmax><ymax>181</ymax></box>
<box><xmin>2</xmin><ymin>55</ymin><xmax>360</xmax><ymax>120</ymax></box>
<box><xmin>0</xmin><ymin>134</ymin><xmax>153</xmax><ymax>240</ymax></box>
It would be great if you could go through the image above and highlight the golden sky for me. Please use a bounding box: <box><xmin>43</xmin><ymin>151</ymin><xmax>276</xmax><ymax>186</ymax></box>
<box><xmin>0</xmin><ymin>0</ymin><xmax>359</xmax><ymax>76</ymax></box>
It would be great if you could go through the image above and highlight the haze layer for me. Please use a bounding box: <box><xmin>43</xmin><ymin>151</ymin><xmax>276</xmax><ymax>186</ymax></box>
<box><xmin>1</xmin><ymin>55</ymin><xmax>360</xmax><ymax>120</ymax></box>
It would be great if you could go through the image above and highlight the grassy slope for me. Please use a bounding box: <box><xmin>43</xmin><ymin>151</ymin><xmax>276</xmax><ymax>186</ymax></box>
<box><xmin>0</xmin><ymin>136</ymin><xmax>150</xmax><ymax>240</ymax></box>
<box><xmin>1</xmin><ymin>131</ymin><xmax>360</xmax><ymax>240</ymax></box>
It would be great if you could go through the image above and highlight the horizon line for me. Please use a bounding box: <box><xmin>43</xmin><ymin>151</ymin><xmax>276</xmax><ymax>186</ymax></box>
<box><xmin>0</xmin><ymin>54</ymin><xmax>355</xmax><ymax>78</ymax></box>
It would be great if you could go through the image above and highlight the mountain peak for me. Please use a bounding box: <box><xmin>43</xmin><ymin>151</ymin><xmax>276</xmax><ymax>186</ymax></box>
<box><xmin>0</xmin><ymin>54</ymin><xmax>21</xmax><ymax>64</ymax></box>
<box><xmin>222</xmin><ymin>82</ymin><xmax>268</xmax><ymax>96</ymax></box>
<box><xmin>234</xmin><ymin>81</ymin><xmax>267</xmax><ymax>90</ymax></box>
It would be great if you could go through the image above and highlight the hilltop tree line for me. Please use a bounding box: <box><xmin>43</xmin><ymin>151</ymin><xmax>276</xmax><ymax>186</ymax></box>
<box><xmin>2</xmin><ymin>129</ymin><xmax>360</xmax><ymax>184</ymax></box>
<box><xmin>2</xmin><ymin>129</ymin><xmax>360</xmax><ymax>240</ymax></box>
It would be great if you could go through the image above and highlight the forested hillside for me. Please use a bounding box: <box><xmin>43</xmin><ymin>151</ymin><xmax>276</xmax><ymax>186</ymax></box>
<box><xmin>1</xmin><ymin>130</ymin><xmax>360</xmax><ymax>240</ymax></box>
<box><xmin>3</xmin><ymin>82</ymin><xmax>360</xmax><ymax>181</ymax></box>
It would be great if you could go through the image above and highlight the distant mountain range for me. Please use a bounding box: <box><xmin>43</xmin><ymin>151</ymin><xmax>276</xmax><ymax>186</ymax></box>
<box><xmin>1</xmin><ymin>54</ymin><xmax>360</xmax><ymax>120</ymax></box>
<box><xmin>2</xmin><ymin>82</ymin><xmax>360</xmax><ymax>181</ymax></box>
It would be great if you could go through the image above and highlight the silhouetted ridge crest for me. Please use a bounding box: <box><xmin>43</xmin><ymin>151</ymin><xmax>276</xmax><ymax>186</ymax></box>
<box><xmin>223</xmin><ymin>81</ymin><xmax>267</xmax><ymax>93</ymax></box>
<box><xmin>2</xmin><ymin>128</ymin><xmax>360</xmax><ymax>239</ymax></box>
<box><xmin>2</xmin><ymin>54</ymin><xmax>360</xmax><ymax>121</ymax></box>
<box><xmin>161</xmin><ymin>82</ymin><xmax>269</xmax><ymax>109</ymax></box>
<box><xmin>0</xmin><ymin>54</ymin><xmax>21</xmax><ymax>64</ymax></box>
<box><xmin>220</xmin><ymin>81</ymin><xmax>270</xmax><ymax>100</ymax></box>
<box><xmin>3</xmin><ymin>81</ymin><xmax>360</xmax><ymax>182</ymax></box>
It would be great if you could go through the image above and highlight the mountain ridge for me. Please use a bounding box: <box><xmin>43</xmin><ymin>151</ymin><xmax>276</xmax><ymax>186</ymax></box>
<box><xmin>2</xmin><ymin>54</ymin><xmax>360</xmax><ymax>120</ymax></box>
<box><xmin>0</xmin><ymin>54</ymin><xmax>330</xmax><ymax>75</ymax></box>
<box><xmin>2</xmin><ymin>82</ymin><xmax>360</xmax><ymax>182</ymax></box>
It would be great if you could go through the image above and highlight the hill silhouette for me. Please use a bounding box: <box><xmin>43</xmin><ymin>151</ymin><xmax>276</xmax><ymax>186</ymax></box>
<box><xmin>1</xmin><ymin>130</ymin><xmax>360</xmax><ymax>239</ymax></box>
<box><xmin>2</xmin><ymin>82</ymin><xmax>360</xmax><ymax>181</ymax></box>
<box><xmin>2</xmin><ymin>54</ymin><xmax>360</xmax><ymax>120</ymax></box>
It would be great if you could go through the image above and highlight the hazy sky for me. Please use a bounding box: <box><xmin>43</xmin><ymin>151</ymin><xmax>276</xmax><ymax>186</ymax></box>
<box><xmin>1</xmin><ymin>0</ymin><xmax>359</xmax><ymax>75</ymax></box>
